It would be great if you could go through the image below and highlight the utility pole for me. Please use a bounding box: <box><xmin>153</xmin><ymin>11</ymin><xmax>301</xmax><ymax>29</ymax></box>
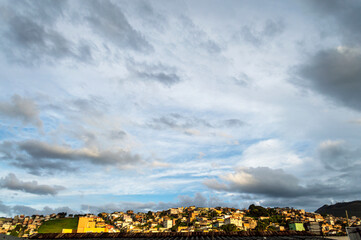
<box><xmin>345</xmin><ymin>210</ymin><xmax>350</xmax><ymax>227</ymax></box>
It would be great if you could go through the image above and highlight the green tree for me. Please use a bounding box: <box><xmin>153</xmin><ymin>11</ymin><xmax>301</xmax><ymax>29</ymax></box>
<box><xmin>208</xmin><ymin>210</ymin><xmax>218</xmax><ymax>218</ymax></box>
<box><xmin>221</xmin><ymin>224</ymin><xmax>237</xmax><ymax>232</ymax></box>
<box><xmin>255</xmin><ymin>219</ymin><xmax>270</xmax><ymax>231</ymax></box>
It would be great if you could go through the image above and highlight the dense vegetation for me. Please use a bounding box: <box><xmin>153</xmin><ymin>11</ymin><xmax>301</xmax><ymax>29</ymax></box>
<box><xmin>247</xmin><ymin>204</ymin><xmax>276</xmax><ymax>218</ymax></box>
<box><xmin>220</xmin><ymin>224</ymin><xmax>238</xmax><ymax>232</ymax></box>
<box><xmin>10</xmin><ymin>224</ymin><xmax>26</xmax><ymax>237</ymax></box>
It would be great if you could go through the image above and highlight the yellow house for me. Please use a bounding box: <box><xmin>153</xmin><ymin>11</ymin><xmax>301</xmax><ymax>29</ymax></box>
<box><xmin>214</xmin><ymin>209</ymin><xmax>222</xmax><ymax>214</ymax></box>
<box><xmin>77</xmin><ymin>217</ymin><xmax>108</xmax><ymax>233</ymax></box>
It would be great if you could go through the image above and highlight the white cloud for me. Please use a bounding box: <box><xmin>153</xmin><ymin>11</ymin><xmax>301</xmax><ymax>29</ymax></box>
<box><xmin>239</xmin><ymin>139</ymin><xmax>303</xmax><ymax>169</ymax></box>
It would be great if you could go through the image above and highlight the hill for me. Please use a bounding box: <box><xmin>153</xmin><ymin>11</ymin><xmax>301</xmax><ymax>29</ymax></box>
<box><xmin>316</xmin><ymin>200</ymin><xmax>361</xmax><ymax>217</ymax></box>
<box><xmin>37</xmin><ymin>218</ymin><xmax>78</xmax><ymax>233</ymax></box>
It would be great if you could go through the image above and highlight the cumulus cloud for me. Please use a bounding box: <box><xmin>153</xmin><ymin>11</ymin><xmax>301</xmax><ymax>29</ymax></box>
<box><xmin>12</xmin><ymin>205</ymin><xmax>78</xmax><ymax>217</ymax></box>
<box><xmin>259</xmin><ymin>197</ymin><xmax>329</xmax><ymax>211</ymax></box>
<box><xmin>239</xmin><ymin>139</ymin><xmax>303</xmax><ymax>169</ymax></box>
<box><xmin>204</xmin><ymin>167</ymin><xmax>359</xmax><ymax>199</ymax></box>
<box><xmin>0</xmin><ymin>201</ymin><xmax>79</xmax><ymax>217</ymax></box>
<box><xmin>296</xmin><ymin>47</ymin><xmax>361</xmax><ymax>111</ymax></box>
<box><xmin>0</xmin><ymin>173</ymin><xmax>65</xmax><ymax>195</ymax></box>
<box><xmin>0</xmin><ymin>140</ymin><xmax>143</xmax><ymax>175</ymax></box>
<box><xmin>205</xmin><ymin>167</ymin><xmax>303</xmax><ymax>198</ymax></box>
<box><xmin>0</xmin><ymin>95</ymin><xmax>43</xmax><ymax>129</ymax></box>
<box><xmin>82</xmin><ymin>192</ymin><xmax>235</xmax><ymax>213</ymax></box>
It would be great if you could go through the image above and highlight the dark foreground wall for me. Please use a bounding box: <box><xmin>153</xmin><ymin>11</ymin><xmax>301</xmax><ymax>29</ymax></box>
<box><xmin>0</xmin><ymin>234</ymin><xmax>25</xmax><ymax>240</ymax></box>
<box><xmin>28</xmin><ymin>231</ymin><xmax>327</xmax><ymax>240</ymax></box>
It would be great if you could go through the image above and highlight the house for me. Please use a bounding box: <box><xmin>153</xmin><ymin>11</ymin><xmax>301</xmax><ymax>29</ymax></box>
<box><xmin>289</xmin><ymin>222</ymin><xmax>305</xmax><ymax>231</ymax></box>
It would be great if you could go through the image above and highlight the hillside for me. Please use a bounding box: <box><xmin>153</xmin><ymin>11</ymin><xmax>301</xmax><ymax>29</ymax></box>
<box><xmin>316</xmin><ymin>200</ymin><xmax>361</xmax><ymax>217</ymax></box>
<box><xmin>37</xmin><ymin>218</ymin><xmax>78</xmax><ymax>233</ymax></box>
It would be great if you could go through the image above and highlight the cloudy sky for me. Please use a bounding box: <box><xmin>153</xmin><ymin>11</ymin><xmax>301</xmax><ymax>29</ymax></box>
<box><xmin>1</xmin><ymin>0</ymin><xmax>361</xmax><ymax>217</ymax></box>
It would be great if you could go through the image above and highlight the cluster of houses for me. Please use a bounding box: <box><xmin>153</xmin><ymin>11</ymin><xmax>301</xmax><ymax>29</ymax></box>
<box><xmin>102</xmin><ymin>206</ymin><xmax>360</xmax><ymax>235</ymax></box>
<box><xmin>1</xmin><ymin>206</ymin><xmax>360</xmax><ymax>237</ymax></box>
<box><xmin>0</xmin><ymin>213</ymin><xmax>61</xmax><ymax>237</ymax></box>
<box><xmin>101</xmin><ymin>207</ymin><xmax>258</xmax><ymax>233</ymax></box>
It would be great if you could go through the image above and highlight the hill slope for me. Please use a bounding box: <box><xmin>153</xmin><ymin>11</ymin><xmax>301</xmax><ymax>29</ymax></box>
<box><xmin>38</xmin><ymin>218</ymin><xmax>78</xmax><ymax>233</ymax></box>
<box><xmin>316</xmin><ymin>200</ymin><xmax>361</xmax><ymax>217</ymax></box>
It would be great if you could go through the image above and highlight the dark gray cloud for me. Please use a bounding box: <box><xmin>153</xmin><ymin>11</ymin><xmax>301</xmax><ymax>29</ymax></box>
<box><xmin>0</xmin><ymin>0</ymin><xmax>157</xmax><ymax>65</ymax></box>
<box><xmin>308</xmin><ymin>0</ymin><xmax>361</xmax><ymax>46</ymax></box>
<box><xmin>137</xmin><ymin>71</ymin><xmax>181</xmax><ymax>87</ymax></box>
<box><xmin>149</xmin><ymin>114</ymin><xmax>212</xmax><ymax>130</ymax></box>
<box><xmin>205</xmin><ymin>167</ymin><xmax>302</xmax><ymax>198</ymax></box>
<box><xmin>222</xmin><ymin>119</ymin><xmax>245</xmax><ymax>128</ymax></box>
<box><xmin>0</xmin><ymin>140</ymin><xmax>143</xmax><ymax>175</ymax></box>
<box><xmin>234</xmin><ymin>19</ymin><xmax>285</xmax><ymax>47</ymax></box>
<box><xmin>0</xmin><ymin>95</ymin><xmax>42</xmax><ymax>129</ymax></box>
<box><xmin>318</xmin><ymin>140</ymin><xmax>361</xmax><ymax>171</ymax></box>
<box><xmin>0</xmin><ymin>173</ymin><xmax>65</xmax><ymax>195</ymax></box>
<box><xmin>148</xmin><ymin>113</ymin><xmax>244</xmax><ymax>132</ymax></box>
<box><xmin>259</xmin><ymin>197</ymin><xmax>329</xmax><ymax>212</ymax></box>
<box><xmin>204</xmin><ymin>167</ymin><xmax>360</xmax><ymax>199</ymax></box>
<box><xmin>296</xmin><ymin>48</ymin><xmax>361</xmax><ymax>111</ymax></box>
<box><xmin>127</xmin><ymin>61</ymin><xmax>181</xmax><ymax>86</ymax></box>
<box><xmin>0</xmin><ymin>200</ymin><xmax>11</xmax><ymax>216</ymax></box>
<box><xmin>11</xmin><ymin>205</ymin><xmax>78</xmax><ymax>217</ymax></box>
<box><xmin>295</xmin><ymin>1</ymin><xmax>361</xmax><ymax>111</ymax></box>
<box><xmin>0</xmin><ymin>200</ymin><xmax>79</xmax><ymax>217</ymax></box>
<box><xmin>0</xmin><ymin>0</ymin><xmax>93</xmax><ymax>65</ymax></box>
<box><xmin>84</xmin><ymin>0</ymin><xmax>152</xmax><ymax>53</ymax></box>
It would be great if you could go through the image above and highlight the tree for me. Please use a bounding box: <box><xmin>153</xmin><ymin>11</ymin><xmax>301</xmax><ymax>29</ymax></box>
<box><xmin>146</xmin><ymin>211</ymin><xmax>154</xmax><ymax>220</ymax></box>
<box><xmin>57</xmin><ymin>212</ymin><xmax>67</xmax><ymax>218</ymax></box>
<box><xmin>221</xmin><ymin>224</ymin><xmax>237</xmax><ymax>232</ymax></box>
<box><xmin>247</xmin><ymin>204</ymin><xmax>270</xmax><ymax>218</ymax></box>
<box><xmin>208</xmin><ymin>210</ymin><xmax>218</xmax><ymax>218</ymax></box>
<box><xmin>267</xmin><ymin>226</ymin><xmax>277</xmax><ymax>231</ymax></box>
<box><xmin>255</xmin><ymin>220</ymin><xmax>269</xmax><ymax>231</ymax></box>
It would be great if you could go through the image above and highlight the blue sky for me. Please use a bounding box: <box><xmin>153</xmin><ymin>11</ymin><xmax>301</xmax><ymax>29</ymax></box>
<box><xmin>1</xmin><ymin>0</ymin><xmax>361</xmax><ymax>216</ymax></box>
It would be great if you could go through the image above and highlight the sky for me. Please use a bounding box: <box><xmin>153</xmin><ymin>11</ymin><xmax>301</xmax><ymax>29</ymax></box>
<box><xmin>1</xmin><ymin>0</ymin><xmax>361</xmax><ymax>217</ymax></box>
